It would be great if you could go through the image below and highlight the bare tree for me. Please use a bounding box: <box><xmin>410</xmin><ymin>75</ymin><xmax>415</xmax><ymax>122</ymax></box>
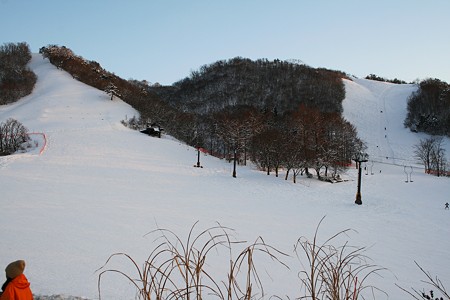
<box><xmin>430</xmin><ymin>137</ymin><xmax>447</xmax><ymax>176</ymax></box>
<box><xmin>0</xmin><ymin>118</ymin><xmax>30</xmax><ymax>155</ymax></box>
<box><xmin>414</xmin><ymin>136</ymin><xmax>447</xmax><ymax>175</ymax></box>
<box><xmin>251</xmin><ymin>127</ymin><xmax>281</xmax><ymax>176</ymax></box>
<box><xmin>215</xmin><ymin>107</ymin><xmax>263</xmax><ymax>177</ymax></box>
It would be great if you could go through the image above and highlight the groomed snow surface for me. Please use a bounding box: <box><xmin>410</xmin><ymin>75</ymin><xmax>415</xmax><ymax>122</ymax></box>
<box><xmin>1</xmin><ymin>55</ymin><xmax>449</xmax><ymax>299</ymax></box>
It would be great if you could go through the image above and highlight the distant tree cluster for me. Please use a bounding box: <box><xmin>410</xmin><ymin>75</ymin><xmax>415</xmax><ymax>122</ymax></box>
<box><xmin>0</xmin><ymin>118</ymin><xmax>30</xmax><ymax>155</ymax></box>
<box><xmin>404</xmin><ymin>78</ymin><xmax>450</xmax><ymax>136</ymax></box>
<box><xmin>252</xmin><ymin>106</ymin><xmax>361</xmax><ymax>181</ymax></box>
<box><xmin>192</xmin><ymin>104</ymin><xmax>362</xmax><ymax>181</ymax></box>
<box><xmin>0</xmin><ymin>42</ymin><xmax>37</xmax><ymax>105</ymax></box>
<box><xmin>149</xmin><ymin>57</ymin><xmax>361</xmax><ymax>179</ymax></box>
<box><xmin>152</xmin><ymin>57</ymin><xmax>348</xmax><ymax>115</ymax></box>
<box><xmin>365</xmin><ymin>74</ymin><xmax>407</xmax><ymax>84</ymax></box>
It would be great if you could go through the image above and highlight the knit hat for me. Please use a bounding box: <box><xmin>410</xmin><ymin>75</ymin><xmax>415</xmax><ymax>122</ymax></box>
<box><xmin>5</xmin><ymin>260</ymin><xmax>26</xmax><ymax>279</ymax></box>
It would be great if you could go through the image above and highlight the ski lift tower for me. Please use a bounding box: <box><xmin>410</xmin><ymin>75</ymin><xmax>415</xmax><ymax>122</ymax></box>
<box><xmin>353</xmin><ymin>151</ymin><xmax>369</xmax><ymax>205</ymax></box>
<box><xmin>193</xmin><ymin>129</ymin><xmax>202</xmax><ymax>168</ymax></box>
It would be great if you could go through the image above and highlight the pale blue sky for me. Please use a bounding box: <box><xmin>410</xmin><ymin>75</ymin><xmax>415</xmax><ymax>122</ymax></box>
<box><xmin>1</xmin><ymin>0</ymin><xmax>449</xmax><ymax>85</ymax></box>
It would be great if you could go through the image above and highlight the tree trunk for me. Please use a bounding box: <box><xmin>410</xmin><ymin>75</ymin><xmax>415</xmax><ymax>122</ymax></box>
<box><xmin>232</xmin><ymin>148</ymin><xmax>237</xmax><ymax>178</ymax></box>
<box><xmin>244</xmin><ymin>147</ymin><xmax>247</xmax><ymax>166</ymax></box>
<box><xmin>315</xmin><ymin>167</ymin><xmax>321</xmax><ymax>179</ymax></box>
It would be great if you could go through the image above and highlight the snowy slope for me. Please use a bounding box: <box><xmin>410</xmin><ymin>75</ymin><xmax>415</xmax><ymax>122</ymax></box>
<box><xmin>0</xmin><ymin>55</ymin><xmax>449</xmax><ymax>299</ymax></box>
<box><xmin>342</xmin><ymin>77</ymin><xmax>450</xmax><ymax>166</ymax></box>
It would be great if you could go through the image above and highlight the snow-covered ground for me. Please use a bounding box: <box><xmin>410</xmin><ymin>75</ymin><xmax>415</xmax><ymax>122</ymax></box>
<box><xmin>1</xmin><ymin>55</ymin><xmax>449</xmax><ymax>299</ymax></box>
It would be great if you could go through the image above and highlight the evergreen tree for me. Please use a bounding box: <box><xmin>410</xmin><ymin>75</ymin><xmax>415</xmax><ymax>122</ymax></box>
<box><xmin>104</xmin><ymin>82</ymin><xmax>121</xmax><ymax>100</ymax></box>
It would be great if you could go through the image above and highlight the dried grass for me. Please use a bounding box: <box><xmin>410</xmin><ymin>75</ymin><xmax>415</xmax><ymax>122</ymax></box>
<box><xmin>97</xmin><ymin>219</ymin><xmax>384</xmax><ymax>299</ymax></box>
<box><xmin>397</xmin><ymin>261</ymin><xmax>449</xmax><ymax>300</ymax></box>
<box><xmin>294</xmin><ymin>216</ymin><xmax>386</xmax><ymax>300</ymax></box>
<box><xmin>97</xmin><ymin>221</ymin><xmax>288</xmax><ymax>300</ymax></box>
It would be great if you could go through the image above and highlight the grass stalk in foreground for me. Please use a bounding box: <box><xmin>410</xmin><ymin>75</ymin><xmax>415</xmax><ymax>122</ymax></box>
<box><xmin>96</xmin><ymin>221</ymin><xmax>288</xmax><ymax>300</ymax></box>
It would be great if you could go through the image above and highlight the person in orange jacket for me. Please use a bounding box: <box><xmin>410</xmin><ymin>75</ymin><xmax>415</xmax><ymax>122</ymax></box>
<box><xmin>0</xmin><ymin>260</ymin><xmax>33</xmax><ymax>300</ymax></box>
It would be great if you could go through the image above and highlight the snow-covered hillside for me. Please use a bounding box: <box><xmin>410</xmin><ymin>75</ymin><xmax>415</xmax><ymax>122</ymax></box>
<box><xmin>1</xmin><ymin>55</ymin><xmax>449</xmax><ymax>299</ymax></box>
<box><xmin>342</xmin><ymin>77</ymin><xmax>443</xmax><ymax>166</ymax></box>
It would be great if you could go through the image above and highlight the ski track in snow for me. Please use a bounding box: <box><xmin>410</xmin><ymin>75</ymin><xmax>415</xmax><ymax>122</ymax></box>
<box><xmin>342</xmin><ymin>77</ymin><xmax>435</xmax><ymax>166</ymax></box>
<box><xmin>0</xmin><ymin>55</ymin><xmax>449</xmax><ymax>300</ymax></box>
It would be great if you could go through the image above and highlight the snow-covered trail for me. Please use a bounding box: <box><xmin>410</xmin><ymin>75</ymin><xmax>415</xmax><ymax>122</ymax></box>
<box><xmin>0</xmin><ymin>56</ymin><xmax>449</xmax><ymax>300</ymax></box>
<box><xmin>0</xmin><ymin>55</ymin><xmax>138</xmax><ymax>134</ymax></box>
<box><xmin>342</xmin><ymin>78</ymin><xmax>450</xmax><ymax>166</ymax></box>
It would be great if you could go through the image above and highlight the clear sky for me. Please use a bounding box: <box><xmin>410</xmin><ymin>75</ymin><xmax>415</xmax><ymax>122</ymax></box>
<box><xmin>1</xmin><ymin>0</ymin><xmax>449</xmax><ymax>85</ymax></box>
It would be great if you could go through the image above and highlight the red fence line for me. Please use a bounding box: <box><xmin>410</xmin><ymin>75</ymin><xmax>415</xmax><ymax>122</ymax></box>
<box><xmin>28</xmin><ymin>132</ymin><xmax>47</xmax><ymax>155</ymax></box>
<box><xmin>425</xmin><ymin>169</ymin><xmax>450</xmax><ymax>176</ymax></box>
